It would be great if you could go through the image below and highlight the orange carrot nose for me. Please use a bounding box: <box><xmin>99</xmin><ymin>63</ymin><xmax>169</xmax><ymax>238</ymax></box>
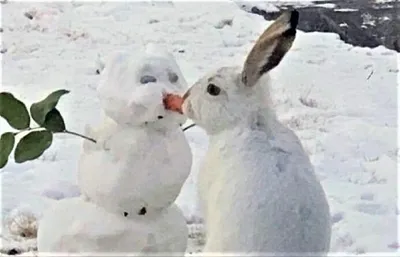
<box><xmin>163</xmin><ymin>93</ymin><xmax>184</xmax><ymax>114</ymax></box>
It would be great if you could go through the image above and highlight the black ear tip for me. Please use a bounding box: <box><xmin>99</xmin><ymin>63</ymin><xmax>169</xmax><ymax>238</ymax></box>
<box><xmin>282</xmin><ymin>9</ymin><xmax>299</xmax><ymax>37</ymax></box>
<box><xmin>290</xmin><ymin>9</ymin><xmax>299</xmax><ymax>29</ymax></box>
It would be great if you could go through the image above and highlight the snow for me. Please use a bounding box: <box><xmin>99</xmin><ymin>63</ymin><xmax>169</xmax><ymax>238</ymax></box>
<box><xmin>0</xmin><ymin>0</ymin><xmax>399</xmax><ymax>255</ymax></box>
<box><xmin>37</xmin><ymin>198</ymin><xmax>188</xmax><ymax>253</ymax></box>
<box><xmin>334</xmin><ymin>8</ymin><xmax>359</xmax><ymax>12</ymax></box>
<box><xmin>234</xmin><ymin>0</ymin><xmax>394</xmax><ymax>14</ymax></box>
<box><xmin>234</xmin><ymin>0</ymin><xmax>337</xmax><ymax>13</ymax></box>
<box><xmin>375</xmin><ymin>0</ymin><xmax>396</xmax><ymax>3</ymax></box>
<box><xmin>315</xmin><ymin>3</ymin><xmax>337</xmax><ymax>9</ymax></box>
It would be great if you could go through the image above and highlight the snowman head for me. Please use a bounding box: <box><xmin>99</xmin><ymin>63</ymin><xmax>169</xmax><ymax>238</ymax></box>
<box><xmin>97</xmin><ymin>44</ymin><xmax>188</xmax><ymax>127</ymax></box>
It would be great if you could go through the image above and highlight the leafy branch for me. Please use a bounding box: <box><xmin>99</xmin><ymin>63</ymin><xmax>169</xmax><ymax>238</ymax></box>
<box><xmin>0</xmin><ymin>90</ymin><xmax>96</xmax><ymax>169</ymax></box>
<box><xmin>0</xmin><ymin>89</ymin><xmax>197</xmax><ymax>169</ymax></box>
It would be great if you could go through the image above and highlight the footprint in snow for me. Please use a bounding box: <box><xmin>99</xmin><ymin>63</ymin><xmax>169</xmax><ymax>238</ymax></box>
<box><xmin>353</xmin><ymin>203</ymin><xmax>388</xmax><ymax>216</ymax></box>
<box><xmin>331</xmin><ymin>211</ymin><xmax>344</xmax><ymax>224</ymax></box>
<box><xmin>333</xmin><ymin>232</ymin><xmax>354</xmax><ymax>249</ymax></box>
<box><xmin>359</xmin><ymin>192</ymin><xmax>374</xmax><ymax>201</ymax></box>
<box><xmin>388</xmin><ymin>241</ymin><xmax>400</xmax><ymax>249</ymax></box>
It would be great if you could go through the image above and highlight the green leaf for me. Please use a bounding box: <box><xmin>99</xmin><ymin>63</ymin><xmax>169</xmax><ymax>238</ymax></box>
<box><xmin>30</xmin><ymin>89</ymin><xmax>70</xmax><ymax>126</ymax></box>
<box><xmin>0</xmin><ymin>92</ymin><xmax>30</xmax><ymax>130</ymax></box>
<box><xmin>0</xmin><ymin>132</ymin><xmax>15</xmax><ymax>169</ymax></box>
<box><xmin>42</xmin><ymin>108</ymin><xmax>66</xmax><ymax>132</ymax></box>
<box><xmin>14</xmin><ymin>130</ymin><xmax>53</xmax><ymax>163</ymax></box>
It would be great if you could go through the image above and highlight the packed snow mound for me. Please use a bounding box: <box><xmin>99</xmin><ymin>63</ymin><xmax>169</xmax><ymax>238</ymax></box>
<box><xmin>37</xmin><ymin>197</ymin><xmax>188</xmax><ymax>253</ymax></box>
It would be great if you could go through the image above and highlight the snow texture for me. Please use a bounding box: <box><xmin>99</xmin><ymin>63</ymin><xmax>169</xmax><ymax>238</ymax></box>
<box><xmin>37</xmin><ymin>197</ymin><xmax>188</xmax><ymax>254</ymax></box>
<box><xmin>0</xmin><ymin>1</ymin><xmax>398</xmax><ymax>255</ymax></box>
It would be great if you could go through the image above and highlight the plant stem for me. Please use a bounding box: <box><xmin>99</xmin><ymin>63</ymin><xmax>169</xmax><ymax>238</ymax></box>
<box><xmin>13</xmin><ymin>127</ymin><xmax>43</xmax><ymax>136</ymax></box>
<box><xmin>63</xmin><ymin>130</ymin><xmax>97</xmax><ymax>143</ymax></box>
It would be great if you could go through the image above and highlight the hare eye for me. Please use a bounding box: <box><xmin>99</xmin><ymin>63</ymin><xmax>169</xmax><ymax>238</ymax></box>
<box><xmin>168</xmin><ymin>72</ymin><xmax>179</xmax><ymax>83</ymax></box>
<box><xmin>140</xmin><ymin>75</ymin><xmax>157</xmax><ymax>84</ymax></box>
<box><xmin>206</xmin><ymin>83</ymin><xmax>221</xmax><ymax>96</ymax></box>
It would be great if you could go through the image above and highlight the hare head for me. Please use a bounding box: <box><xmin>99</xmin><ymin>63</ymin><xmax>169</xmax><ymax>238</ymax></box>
<box><xmin>165</xmin><ymin>10</ymin><xmax>299</xmax><ymax>134</ymax></box>
<box><xmin>97</xmin><ymin>44</ymin><xmax>189</xmax><ymax>127</ymax></box>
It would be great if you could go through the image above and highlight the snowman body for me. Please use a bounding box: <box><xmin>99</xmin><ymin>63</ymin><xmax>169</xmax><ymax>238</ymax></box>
<box><xmin>37</xmin><ymin>45</ymin><xmax>192</xmax><ymax>255</ymax></box>
<box><xmin>78</xmin><ymin>115</ymin><xmax>192</xmax><ymax>216</ymax></box>
<box><xmin>37</xmin><ymin>197</ymin><xmax>188</xmax><ymax>254</ymax></box>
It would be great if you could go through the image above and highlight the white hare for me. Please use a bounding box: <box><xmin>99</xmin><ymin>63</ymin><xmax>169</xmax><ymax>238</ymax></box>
<box><xmin>37</xmin><ymin>45</ymin><xmax>192</xmax><ymax>254</ymax></box>
<box><xmin>164</xmin><ymin>10</ymin><xmax>331</xmax><ymax>255</ymax></box>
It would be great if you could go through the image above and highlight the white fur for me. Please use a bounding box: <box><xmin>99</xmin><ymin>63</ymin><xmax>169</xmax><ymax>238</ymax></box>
<box><xmin>37</xmin><ymin>197</ymin><xmax>188</xmax><ymax>254</ymax></box>
<box><xmin>37</xmin><ymin>45</ymin><xmax>192</xmax><ymax>254</ymax></box>
<box><xmin>181</xmin><ymin>13</ymin><xmax>331</xmax><ymax>254</ymax></box>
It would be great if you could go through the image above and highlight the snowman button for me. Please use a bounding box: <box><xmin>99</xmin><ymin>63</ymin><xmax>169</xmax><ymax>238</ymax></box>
<box><xmin>123</xmin><ymin>212</ymin><xmax>128</xmax><ymax>217</ymax></box>
<box><xmin>138</xmin><ymin>207</ymin><xmax>147</xmax><ymax>215</ymax></box>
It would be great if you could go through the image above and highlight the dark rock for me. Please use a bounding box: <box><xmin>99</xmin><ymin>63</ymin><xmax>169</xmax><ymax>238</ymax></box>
<box><xmin>214</xmin><ymin>18</ymin><xmax>233</xmax><ymax>29</ymax></box>
<box><xmin>24</xmin><ymin>12</ymin><xmax>34</xmax><ymax>20</ymax></box>
<box><xmin>148</xmin><ymin>19</ymin><xmax>160</xmax><ymax>24</ymax></box>
<box><xmin>247</xmin><ymin>0</ymin><xmax>400</xmax><ymax>52</ymax></box>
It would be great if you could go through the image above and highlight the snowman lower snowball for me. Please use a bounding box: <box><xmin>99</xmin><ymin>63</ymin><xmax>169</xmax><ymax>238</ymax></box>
<box><xmin>37</xmin><ymin>45</ymin><xmax>192</xmax><ymax>254</ymax></box>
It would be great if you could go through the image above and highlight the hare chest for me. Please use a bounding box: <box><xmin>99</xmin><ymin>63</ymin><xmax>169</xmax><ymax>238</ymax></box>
<box><xmin>198</xmin><ymin>129</ymin><xmax>331</xmax><ymax>253</ymax></box>
<box><xmin>78</xmin><ymin>125</ymin><xmax>192</xmax><ymax>215</ymax></box>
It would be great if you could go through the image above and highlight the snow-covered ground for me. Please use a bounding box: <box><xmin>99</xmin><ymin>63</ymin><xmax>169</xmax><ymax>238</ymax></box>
<box><xmin>1</xmin><ymin>1</ymin><xmax>399</xmax><ymax>255</ymax></box>
<box><xmin>235</xmin><ymin>0</ymin><xmax>336</xmax><ymax>12</ymax></box>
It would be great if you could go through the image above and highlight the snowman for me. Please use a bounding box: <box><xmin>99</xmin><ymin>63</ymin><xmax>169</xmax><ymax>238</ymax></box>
<box><xmin>37</xmin><ymin>44</ymin><xmax>193</xmax><ymax>254</ymax></box>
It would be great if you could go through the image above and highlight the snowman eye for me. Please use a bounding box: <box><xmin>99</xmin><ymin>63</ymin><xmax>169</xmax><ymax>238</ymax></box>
<box><xmin>168</xmin><ymin>72</ymin><xmax>179</xmax><ymax>83</ymax></box>
<box><xmin>140</xmin><ymin>75</ymin><xmax>157</xmax><ymax>84</ymax></box>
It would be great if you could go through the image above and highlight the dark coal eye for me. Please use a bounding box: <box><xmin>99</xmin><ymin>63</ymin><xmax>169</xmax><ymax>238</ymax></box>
<box><xmin>206</xmin><ymin>83</ymin><xmax>221</xmax><ymax>96</ymax></box>
<box><xmin>140</xmin><ymin>75</ymin><xmax>157</xmax><ymax>84</ymax></box>
<box><xmin>168</xmin><ymin>72</ymin><xmax>179</xmax><ymax>83</ymax></box>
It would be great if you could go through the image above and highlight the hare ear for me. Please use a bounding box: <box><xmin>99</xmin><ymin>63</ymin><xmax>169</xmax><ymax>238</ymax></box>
<box><xmin>241</xmin><ymin>10</ymin><xmax>299</xmax><ymax>87</ymax></box>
